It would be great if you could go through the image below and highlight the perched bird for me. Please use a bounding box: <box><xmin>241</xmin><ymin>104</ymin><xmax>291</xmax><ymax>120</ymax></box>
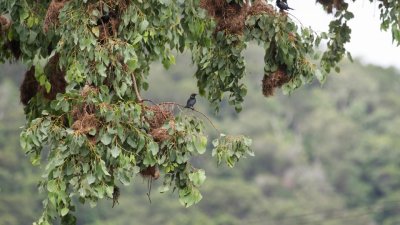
<box><xmin>276</xmin><ymin>0</ymin><xmax>294</xmax><ymax>11</ymax></box>
<box><xmin>184</xmin><ymin>93</ymin><xmax>197</xmax><ymax>109</ymax></box>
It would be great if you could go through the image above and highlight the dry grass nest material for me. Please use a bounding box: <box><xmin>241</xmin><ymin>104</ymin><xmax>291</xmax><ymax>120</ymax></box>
<box><xmin>140</xmin><ymin>165</ymin><xmax>160</xmax><ymax>180</ymax></box>
<box><xmin>247</xmin><ymin>0</ymin><xmax>275</xmax><ymax>16</ymax></box>
<box><xmin>20</xmin><ymin>67</ymin><xmax>38</xmax><ymax>105</ymax></box>
<box><xmin>40</xmin><ymin>54</ymin><xmax>67</xmax><ymax>100</ymax></box>
<box><xmin>200</xmin><ymin>0</ymin><xmax>249</xmax><ymax>35</ymax></box>
<box><xmin>144</xmin><ymin>104</ymin><xmax>174</xmax><ymax>130</ymax></box>
<box><xmin>19</xmin><ymin>54</ymin><xmax>66</xmax><ymax>105</ymax></box>
<box><xmin>199</xmin><ymin>0</ymin><xmax>281</xmax><ymax>35</ymax></box>
<box><xmin>262</xmin><ymin>69</ymin><xmax>292</xmax><ymax>97</ymax></box>
<box><xmin>43</xmin><ymin>0</ymin><xmax>70</xmax><ymax>33</ymax></box>
<box><xmin>71</xmin><ymin>86</ymin><xmax>100</xmax><ymax>140</ymax></box>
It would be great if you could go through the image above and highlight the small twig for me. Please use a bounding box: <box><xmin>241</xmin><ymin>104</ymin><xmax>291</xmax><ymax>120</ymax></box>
<box><xmin>130</xmin><ymin>73</ymin><xmax>143</xmax><ymax>102</ymax></box>
<box><xmin>150</xmin><ymin>101</ymin><xmax>220</xmax><ymax>133</ymax></box>
<box><xmin>288</xmin><ymin>12</ymin><xmax>320</xmax><ymax>36</ymax></box>
<box><xmin>146</xmin><ymin>177</ymin><xmax>152</xmax><ymax>204</ymax></box>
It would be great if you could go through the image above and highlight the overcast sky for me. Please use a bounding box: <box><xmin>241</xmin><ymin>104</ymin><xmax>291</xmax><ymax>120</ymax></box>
<box><xmin>276</xmin><ymin>0</ymin><xmax>400</xmax><ymax>70</ymax></box>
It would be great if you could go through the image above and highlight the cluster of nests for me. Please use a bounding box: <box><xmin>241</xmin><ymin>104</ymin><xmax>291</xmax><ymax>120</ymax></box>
<box><xmin>20</xmin><ymin>54</ymin><xmax>67</xmax><ymax>105</ymax></box>
<box><xmin>200</xmin><ymin>0</ymin><xmax>276</xmax><ymax>35</ymax></box>
<box><xmin>141</xmin><ymin>103</ymin><xmax>176</xmax><ymax>180</ymax></box>
<box><xmin>200</xmin><ymin>0</ymin><xmax>292</xmax><ymax>96</ymax></box>
<box><xmin>43</xmin><ymin>0</ymin><xmax>128</xmax><ymax>44</ymax></box>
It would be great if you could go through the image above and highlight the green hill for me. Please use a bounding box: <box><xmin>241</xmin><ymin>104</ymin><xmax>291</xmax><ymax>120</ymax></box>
<box><xmin>1</xmin><ymin>46</ymin><xmax>400</xmax><ymax>225</ymax></box>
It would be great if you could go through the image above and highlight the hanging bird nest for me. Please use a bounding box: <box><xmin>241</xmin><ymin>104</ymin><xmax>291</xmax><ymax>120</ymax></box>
<box><xmin>200</xmin><ymin>0</ymin><xmax>249</xmax><ymax>35</ymax></box>
<box><xmin>316</xmin><ymin>0</ymin><xmax>346</xmax><ymax>13</ymax></box>
<box><xmin>98</xmin><ymin>15</ymin><xmax>120</xmax><ymax>43</ymax></box>
<box><xmin>20</xmin><ymin>67</ymin><xmax>39</xmax><ymax>105</ymax></box>
<box><xmin>144</xmin><ymin>103</ymin><xmax>175</xmax><ymax>130</ymax></box>
<box><xmin>71</xmin><ymin>86</ymin><xmax>100</xmax><ymax>139</ymax></box>
<box><xmin>247</xmin><ymin>0</ymin><xmax>275</xmax><ymax>16</ymax></box>
<box><xmin>43</xmin><ymin>0</ymin><xmax>70</xmax><ymax>33</ymax></box>
<box><xmin>41</xmin><ymin>54</ymin><xmax>67</xmax><ymax>101</ymax></box>
<box><xmin>150</xmin><ymin>119</ymin><xmax>175</xmax><ymax>143</ymax></box>
<box><xmin>71</xmin><ymin>113</ymin><xmax>100</xmax><ymax>135</ymax></box>
<box><xmin>3</xmin><ymin>40</ymin><xmax>21</xmax><ymax>60</ymax></box>
<box><xmin>0</xmin><ymin>15</ymin><xmax>11</xmax><ymax>32</ymax></box>
<box><xmin>262</xmin><ymin>68</ymin><xmax>292</xmax><ymax>97</ymax></box>
<box><xmin>140</xmin><ymin>165</ymin><xmax>160</xmax><ymax>180</ymax></box>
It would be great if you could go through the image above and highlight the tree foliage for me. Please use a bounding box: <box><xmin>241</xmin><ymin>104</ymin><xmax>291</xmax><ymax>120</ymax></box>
<box><xmin>0</xmin><ymin>0</ymin><xmax>399</xmax><ymax>224</ymax></box>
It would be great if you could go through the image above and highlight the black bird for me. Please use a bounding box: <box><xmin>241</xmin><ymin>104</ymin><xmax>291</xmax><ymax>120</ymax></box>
<box><xmin>184</xmin><ymin>93</ymin><xmax>197</xmax><ymax>109</ymax></box>
<box><xmin>276</xmin><ymin>0</ymin><xmax>294</xmax><ymax>11</ymax></box>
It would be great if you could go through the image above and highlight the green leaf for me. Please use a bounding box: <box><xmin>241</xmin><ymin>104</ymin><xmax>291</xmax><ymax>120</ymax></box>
<box><xmin>110</xmin><ymin>145</ymin><xmax>120</xmax><ymax>158</ymax></box>
<box><xmin>194</xmin><ymin>136</ymin><xmax>207</xmax><ymax>154</ymax></box>
<box><xmin>189</xmin><ymin>169</ymin><xmax>206</xmax><ymax>187</ymax></box>
<box><xmin>101</xmin><ymin>133</ymin><xmax>112</xmax><ymax>145</ymax></box>
<box><xmin>139</xmin><ymin>20</ymin><xmax>149</xmax><ymax>32</ymax></box>
<box><xmin>87</xmin><ymin>174</ymin><xmax>96</xmax><ymax>185</ymax></box>
<box><xmin>47</xmin><ymin>180</ymin><xmax>57</xmax><ymax>193</ymax></box>
<box><xmin>148</xmin><ymin>142</ymin><xmax>159</xmax><ymax>156</ymax></box>
<box><xmin>60</xmin><ymin>207</ymin><xmax>69</xmax><ymax>217</ymax></box>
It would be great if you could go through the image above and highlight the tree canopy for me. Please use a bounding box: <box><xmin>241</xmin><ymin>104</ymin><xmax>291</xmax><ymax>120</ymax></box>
<box><xmin>0</xmin><ymin>0</ymin><xmax>399</xmax><ymax>224</ymax></box>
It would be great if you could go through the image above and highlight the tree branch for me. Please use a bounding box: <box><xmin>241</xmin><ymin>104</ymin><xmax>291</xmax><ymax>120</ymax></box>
<box><xmin>130</xmin><ymin>73</ymin><xmax>143</xmax><ymax>103</ymax></box>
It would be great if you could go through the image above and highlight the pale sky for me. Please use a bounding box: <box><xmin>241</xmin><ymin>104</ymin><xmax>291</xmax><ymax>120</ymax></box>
<box><xmin>276</xmin><ymin>0</ymin><xmax>400</xmax><ymax>69</ymax></box>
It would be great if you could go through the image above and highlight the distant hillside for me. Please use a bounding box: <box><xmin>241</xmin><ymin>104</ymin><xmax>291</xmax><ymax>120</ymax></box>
<box><xmin>1</xmin><ymin>46</ymin><xmax>400</xmax><ymax>225</ymax></box>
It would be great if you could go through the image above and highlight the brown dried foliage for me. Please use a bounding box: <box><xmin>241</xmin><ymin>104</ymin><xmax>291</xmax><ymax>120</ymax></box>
<box><xmin>20</xmin><ymin>67</ymin><xmax>39</xmax><ymax>105</ymax></box>
<box><xmin>262</xmin><ymin>69</ymin><xmax>291</xmax><ymax>97</ymax></box>
<box><xmin>43</xmin><ymin>0</ymin><xmax>69</xmax><ymax>33</ymax></box>
<box><xmin>140</xmin><ymin>165</ymin><xmax>160</xmax><ymax>180</ymax></box>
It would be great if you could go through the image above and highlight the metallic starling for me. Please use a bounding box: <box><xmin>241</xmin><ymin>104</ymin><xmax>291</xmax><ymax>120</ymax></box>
<box><xmin>184</xmin><ymin>93</ymin><xmax>197</xmax><ymax>109</ymax></box>
<box><xmin>276</xmin><ymin>0</ymin><xmax>294</xmax><ymax>11</ymax></box>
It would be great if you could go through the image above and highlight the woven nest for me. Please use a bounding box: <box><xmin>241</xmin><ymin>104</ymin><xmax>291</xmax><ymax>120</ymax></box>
<box><xmin>43</xmin><ymin>0</ymin><xmax>70</xmax><ymax>33</ymax></box>
<box><xmin>316</xmin><ymin>0</ymin><xmax>346</xmax><ymax>13</ymax></box>
<box><xmin>200</xmin><ymin>0</ymin><xmax>249</xmax><ymax>35</ymax></box>
<box><xmin>144</xmin><ymin>103</ymin><xmax>175</xmax><ymax>130</ymax></box>
<box><xmin>3</xmin><ymin>40</ymin><xmax>21</xmax><ymax>60</ymax></box>
<box><xmin>20</xmin><ymin>67</ymin><xmax>39</xmax><ymax>105</ymax></box>
<box><xmin>247</xmin><ymin>0</ymin><xmax>275</xmax><ymax>16</ymax></box>
<box><xmin>41</xmin><ymin>54</ymin><xmax>67</xmax><ymax>100</ymax></box>
<box><xmin>140</xmin><ymin>165</ymin><xmax>160</xmax><ymax>180</ymax></box>
<box><xmin>98</xmin><ymin>16</ymin><xmax>120</xmax><ymax>42</ymax></box>
<box><xmin>262</xmin><ymin>69</ymin><xmax>291</xmax><ymax>97</ymax></box>
<box><xmin>0</xmin><ymin>15</ymin><xmax>11</xmax><ymax>32</ymax></box>
<box><xmin>71</xmin><ymin>113</ymin><xmax>100</xmax><ymax>135</ymax></box>
<box><xmin>71</xmin><ymin>85</ymin><xmax>98</xmax><ymax>120</ymax></box>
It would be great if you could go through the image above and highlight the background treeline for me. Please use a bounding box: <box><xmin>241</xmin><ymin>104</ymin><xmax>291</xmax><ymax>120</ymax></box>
<box><xmin>1</xmin><ymin>45</ymin><xmax>400</xmax><ymax>225</ymax></box>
